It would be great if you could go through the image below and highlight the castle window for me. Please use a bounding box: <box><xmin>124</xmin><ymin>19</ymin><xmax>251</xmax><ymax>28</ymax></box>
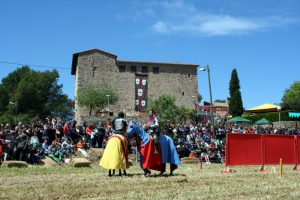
<box><xmin>188</xmin><ymin>74</ymin><xmax>191</xmax><ymax>77</ymax></box>
<box><xmin>182</xmin><ymin>92</ymin><xmax>184</xmax><ymax>96</ymax></box>
<box><xmin>130</xmin><ymin>66</ymin><xmax>137</xmax><ymax>73</ymax></box>
<box><xmin>142</xmin><ymin>66</ymin><xmax>148</xmax><ymax>73</ymax></box>
<box><xmin>153</xmin><ymin>67</ymin><xmax>159</xmax><ymax>74</ymax></box>
<box><xmin>119</xmin><ymin>65</ymin><xmax>125</xmax><ymax>72</ymax></box>
<box><xmin>92</xmin><ymin>67</ymin><xmax>97</xmax><ymax>77</ymax></box>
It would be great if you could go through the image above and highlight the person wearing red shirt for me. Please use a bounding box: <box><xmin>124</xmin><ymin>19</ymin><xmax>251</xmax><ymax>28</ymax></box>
<box><xmin>85</xmin><ymin>124</ymin><xmax>93</xmax><ymax>147</ymax></box>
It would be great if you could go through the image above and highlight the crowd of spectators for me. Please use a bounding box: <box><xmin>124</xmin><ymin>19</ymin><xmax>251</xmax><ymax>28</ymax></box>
<box><xmin>167</xmin><ymin>124</ymin><xmax>226</xmax><ymax>163</ymax></box>
<box><xmin>1</xmin><ymin>116</ymin><xmax>300</xmax><ymax>165</ymax></box>
<box><xmin>0</xmin><ymin>118</ymin><xmax>113</xmax><ymax>165</ymax></box>
<box><xmin>168</xmin><ymin>122</ymin><xmax>300</xmax><ymax>163</ymax></box>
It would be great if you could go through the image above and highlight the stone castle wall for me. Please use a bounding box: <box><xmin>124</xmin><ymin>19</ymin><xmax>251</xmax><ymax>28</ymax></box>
<box><xmin>148</xmin><ymin>65</ymin><xmax>197</xmax><ymax>107</ymax></box>
<box><xmin>74</xmin><ymin>51</ymin><xmax>198</xmax><ymax>121</ymax></box>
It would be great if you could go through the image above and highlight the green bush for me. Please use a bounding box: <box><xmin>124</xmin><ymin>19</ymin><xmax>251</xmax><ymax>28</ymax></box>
<box><xmin>0</xmin><ymin>111</ymin><xmax>42</xmax><ymax>126</ymax></box>
<box><xmin>243</xmin><ymin>110</ymin><xmax>292</xmax><ymax>123</ymax></box>
<box><xmin>0</xmin><ymin>112</ymin><xmax>15</xmax><ymax>125</ymax></box>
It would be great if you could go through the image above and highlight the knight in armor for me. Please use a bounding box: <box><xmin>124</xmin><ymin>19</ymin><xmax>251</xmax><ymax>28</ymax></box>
<box><xmin>112</xmin><ymin>112</ymin><xmax>128</xmax><ymax>135</ymax></box>
<box><xmin>146</xmin><ymin>110</ymin><xmax>159</xmax><ymax>154</ymax></box>
<box><xmin>108</xmin><ymin>112</ymin><xmax>131</xmax><ymax>176</ymax></box>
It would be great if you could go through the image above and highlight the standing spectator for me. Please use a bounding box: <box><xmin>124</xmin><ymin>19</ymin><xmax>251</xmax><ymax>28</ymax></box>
<box><xmin>75</xmin><ymin>125</ymin><xmax>84</xmax><ymax>143</ymax></box>
<box><xmin>4</xmin><ymin>130</ymin><xmax>16</xmax><ymax>161</ymax></box>
<box><xmin>44</xmin><ymin>125</ymin><xmax>55</xmax><ymax>146</ymax></box>
<box><xmin>85</xmin><ymin>124</ymin><xmax>93</xmax><ymax>147</ymax></box>
<box><xmin>95</xmin><ymin>121</ymin><xmax>106</xmax><ymax>148</ymax></box>
<box><xmin>51</xmin><ymin>118</ymin><xmax>57</xmax><ymax>129</ymax></box>
<box><xmin>63</xmin><ymin>121</ymin><xmax>72</xmax><ymax>142</ymax></box>
<box><xmin>15</xmin><ymin>130</ymin><xmax>29</xmax><ymax>161</ymax></box>
<box><xmin>90</xmin><ymin>125</ymin><xmax>97</xmax><ymax>148</ymax></box>
<box><xmin>70</xmin><ymin>121</ymin><xmax>78</xmax><ymax>143</ymax></box>
<box><xmin>105</xmin><ymin>118</ymin><xmax>112</xmax><ymax>132</ymax></box>
<box><xmin>0</xmin><ymin>139</ymin><xmax>4</xmax><ymax>164</ymax></box>
<box><xmin>55</xmin><ymin>124</ymin><xmax>64</xmax><ymax>142</ymax></box>
<box><xmin>34</xmin><ymin>126</ymin><xmax>44</xmax><ymax>144</ymax></box>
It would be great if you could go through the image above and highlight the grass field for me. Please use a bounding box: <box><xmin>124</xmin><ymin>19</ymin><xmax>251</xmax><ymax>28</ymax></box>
<box><xmin>1</xmin><ymin>163</ymin><xmax>300</xmax><ymax>200</ymax></box>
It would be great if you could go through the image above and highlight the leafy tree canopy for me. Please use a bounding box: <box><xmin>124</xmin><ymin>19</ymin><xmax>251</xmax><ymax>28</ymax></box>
<box><xmin>281</xmin><ymin>81</ymin><xmax>300</xmax><ymax>111</ymax></box>
<box><xmin>0</xmin><ymin>66</ymin><xmax>72</xmax><ymax>124</ymax></box>
<box><xmin>77</xmin><ymin>84</ymin><xmax>118</xmax><ymax>116</ymax></box>
<box><xmin>147</xmin><ymin>94</ymin><xmax>194</xmax><ymax>128</ymax></box>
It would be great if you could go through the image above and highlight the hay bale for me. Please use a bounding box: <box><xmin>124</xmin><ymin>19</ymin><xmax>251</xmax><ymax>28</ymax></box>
<box><xmin>87</xmin><ymin>148</ymin><xmax>104</xmax><ymax>162</ymax></box>
<box><xmin>181</xmin><ymin>157</ymin><xmax>199</xmax><ymax>164</ymax></box>
<box><xmin>1</xmin><ymin>161</ymin><xmax>28</xmax><ymax>168</ymax></box>
<box><xmin>69</xmin><ymin>158</ymin><xmax>91</xmax><ymax>168</ymax></box>
<box><xmin>39</xmin><ymin>156</ymin><xmax>59</xmax><ymax>167</ymax></box>
<box><xmin>181</xmin><ymin>157</ymin><xmax>197</xmax><ymax>161</ymax></box>
<box><xmin>74</xmin><ymin>149</ymin><xmax>84</xmax><ymax>158</ymax></box>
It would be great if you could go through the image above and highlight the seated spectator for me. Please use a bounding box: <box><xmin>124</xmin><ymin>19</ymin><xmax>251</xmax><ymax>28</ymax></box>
<box><xmin>189</xmin><ymin>151</ymin><xmax>196</xmax><ymax>159</ymax></box>
<box><xmin>42</xmin><ymin>139</ymin><xmax>48</xmax><ymax>150</ymax></box>
<box><xmin>61</xmin><ymin>139</ymin><xmax>74</xmax><ymax>156</ymax></box>
<box><xmin>76</xmin><ymin>138</ymin><xmax>88</xmax><ymax>157</ymax></box>
<box><xmin>48</xmin><ymin>141</ymin><xmax>63</xmax><ymax>164</ymax></box>
<box><xmin>28</xmin><ymin>144</ymin><xmax>43</xmax><ymax>164</ymax></box>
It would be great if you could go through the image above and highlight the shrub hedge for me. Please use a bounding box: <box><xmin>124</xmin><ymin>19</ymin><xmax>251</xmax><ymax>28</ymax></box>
<box><xmin>243</xmin><ymin>110</ymin><xmax>295</xmax><ymax>123</ymax></box>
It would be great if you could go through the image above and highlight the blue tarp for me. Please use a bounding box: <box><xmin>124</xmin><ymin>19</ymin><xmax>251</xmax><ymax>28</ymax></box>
<box><xmin>289</xmin><ymin>112</ymin><xmax>300</xmax><ymax>118</ymax></box>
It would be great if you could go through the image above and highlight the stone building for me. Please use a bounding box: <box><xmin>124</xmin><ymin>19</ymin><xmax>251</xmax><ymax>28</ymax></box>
<box><xmin>71</xmin><ymin>49</ymin><xmax>198</xmax><ymax>120</ymax></box>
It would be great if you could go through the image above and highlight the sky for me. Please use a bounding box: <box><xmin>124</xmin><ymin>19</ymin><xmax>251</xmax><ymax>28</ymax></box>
<box><xmin>0</xmin><ymin>0</ymin><xmax>299</xmax><ymax>109</ymax></box>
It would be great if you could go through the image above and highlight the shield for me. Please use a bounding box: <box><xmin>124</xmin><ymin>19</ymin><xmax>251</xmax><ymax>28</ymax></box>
<box><xmin>138</xmin><ymin>89</ymin><xmax>143</xmax><ymax>96</ymax></box>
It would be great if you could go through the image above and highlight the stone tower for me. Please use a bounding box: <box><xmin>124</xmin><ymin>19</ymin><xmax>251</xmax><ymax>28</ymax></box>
<box><xmin>71</xmin><ymin>49</ymin><xmax>198</xmax><ymax>121</ymax></box>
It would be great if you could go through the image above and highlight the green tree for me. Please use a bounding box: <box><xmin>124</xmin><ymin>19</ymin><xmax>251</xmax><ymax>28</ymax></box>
<box><xmin>147</xmin><ymin>94</ymin><xmax>179</xmax><ymax>128</ymax></box>
<box><xmin>228</xmin><ymin>68</ymin><xmax>244</xmax><ymax>116</ymax></box>
<box><xmin>0</xmin><ymin>66</ymin><xmax>72</xmax><ymax>124</ymax></box>
<box><xmin>0</xmin><ymin>66</ymin><xmax>31</xmax><ymax>113</ymax></box>
<box><xmin>281</xmin><ymin>81</ymin><xmax>300</xmax><ymax>111</ymax></box>
<box><xmin>176</xmin><ymin>105</ymin><xmax>195</xmax><ymax>124</ymax></box>
<box><xmin>0</xmin><ymin>85</ymin><xmax>9</xmax><ymax>113</ymax></box>
<box><xmin>77</xmin><ymin>84</ymin><xmax>118</xmax><ymax>116</ymax></box>
<box><xmin>147</xmin><ymin>94</ymin><xmax>194</xmax><ymax>128</ymax></box>
<box><xmin>47</xmin><ymin>95</ymin><xmax>74</xmax><ymax>119</ymax></box>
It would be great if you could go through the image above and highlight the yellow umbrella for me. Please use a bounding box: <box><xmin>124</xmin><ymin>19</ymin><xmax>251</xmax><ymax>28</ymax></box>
<box><xmin>246</xmin><ymin>103</ymin><xmax>280</xmax><ymax>113</ymax></box>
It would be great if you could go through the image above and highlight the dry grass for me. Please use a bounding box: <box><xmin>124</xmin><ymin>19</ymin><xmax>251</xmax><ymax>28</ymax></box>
<box><xmin>1</xmin><ymin>162</ymin><xmax>300</xmax><ymax>200</ymax></box>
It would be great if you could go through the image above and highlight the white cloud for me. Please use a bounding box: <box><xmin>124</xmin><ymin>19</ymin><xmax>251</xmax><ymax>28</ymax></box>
<box><xmin>187</xmin><ymin>15</ymin><xmax>295</xmax><ymax>36</ymax></box>
<box><xmin>199</xmin><ymin>15</ymin><xmax>260</xmax><ymax>35</ymax></box>
<box><xmin>146</xmin><ymin>1</ymin><xmax>298</xmax><ymax>36</ymax></box>
<box><xmin>152</xmin><ymin>21</ymin><xmax>169</xmax><ymax>33</ymax></box>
